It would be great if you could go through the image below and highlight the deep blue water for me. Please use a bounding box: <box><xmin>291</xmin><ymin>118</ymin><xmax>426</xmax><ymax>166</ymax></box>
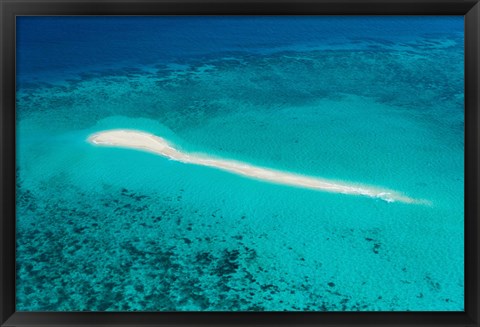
<box><xmin>17</xmin><ymin>16</ymin><xmax>463</xmax><ymax>83</ymax></box>
<box><xmin>16</xmin><ymin>16</ymin><xmax>464</xmax><ymax>311</ymax></box>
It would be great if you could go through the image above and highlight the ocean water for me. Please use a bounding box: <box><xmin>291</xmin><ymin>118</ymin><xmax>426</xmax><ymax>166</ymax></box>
<box><xmin>16</xmin><ymin>16</ymin><xmax>464</xmax><ymax>311</ymax></box>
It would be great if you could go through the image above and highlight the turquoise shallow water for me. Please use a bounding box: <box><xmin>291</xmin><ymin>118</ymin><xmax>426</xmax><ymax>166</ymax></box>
<box><xmin>16</xmin><ymin>17</ymin><xmax>464</xmax><ymax>311</ymax></box>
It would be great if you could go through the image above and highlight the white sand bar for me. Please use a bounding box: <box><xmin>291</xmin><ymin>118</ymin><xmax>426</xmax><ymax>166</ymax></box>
<box><xmin>88</xmin><ymin>129</ymin><xmax>426</xmax><ymax>204</ymax></box>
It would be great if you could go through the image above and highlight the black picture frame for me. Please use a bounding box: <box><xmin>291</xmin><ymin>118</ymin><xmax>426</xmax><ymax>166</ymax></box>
<box><xmin>1</xmin><ymin>0</ymin><xmax>479</xmax><ymax>326</ymax></box>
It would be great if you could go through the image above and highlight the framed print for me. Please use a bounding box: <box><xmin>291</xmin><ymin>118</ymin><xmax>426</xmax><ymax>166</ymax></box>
<box><xmin>1</xmin><ymin>0</ymin><xmax>479</xmax><ymax>326</ymax></box>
